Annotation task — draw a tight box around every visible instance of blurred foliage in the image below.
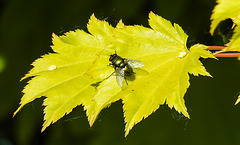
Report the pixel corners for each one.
[0,0,239,145]
[215,19,234,45]
[0,55,5,74]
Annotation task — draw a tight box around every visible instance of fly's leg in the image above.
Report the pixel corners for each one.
[104,71,115,81]
[124,78,128,85]
[107,63,113,66]
[91,71,115,88]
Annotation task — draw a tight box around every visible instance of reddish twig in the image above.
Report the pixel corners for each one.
[214,53,240,57]
[206,46,240,57]
[206,46,226,50]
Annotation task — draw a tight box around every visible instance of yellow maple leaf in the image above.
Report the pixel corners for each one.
[14,12,215,136]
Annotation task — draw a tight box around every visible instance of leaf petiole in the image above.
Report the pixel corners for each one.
[206,46,226,50]
[206,46,240,57]
[214,53,240,57]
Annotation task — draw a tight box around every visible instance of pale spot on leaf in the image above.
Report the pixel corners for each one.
[48,65,57,71]
[178,51,187,58]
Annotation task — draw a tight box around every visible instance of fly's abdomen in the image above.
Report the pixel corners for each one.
[123,64,133,76]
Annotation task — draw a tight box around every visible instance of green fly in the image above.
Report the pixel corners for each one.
[109,52,144,87]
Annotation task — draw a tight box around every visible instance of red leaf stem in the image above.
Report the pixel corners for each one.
[214,53,240,57]
[207,46,226,50]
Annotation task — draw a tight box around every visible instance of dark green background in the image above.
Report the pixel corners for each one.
[0,0,240,144]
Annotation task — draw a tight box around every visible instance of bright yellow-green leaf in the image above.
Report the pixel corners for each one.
[107,12,214,136]
[210,0,240,105]
[13,14,116,131]
[210,0,240,60]
[0,55,5,73]
[14,12,214,136]
[235,95,240,105]
[210,0,240,106]
[227,25,240,52]
[210,0,240,35]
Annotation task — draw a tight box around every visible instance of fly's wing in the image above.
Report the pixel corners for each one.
[124,59,144,68]
[115,68,125,87]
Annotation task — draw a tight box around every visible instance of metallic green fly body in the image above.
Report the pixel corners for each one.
[109,52,144,87]
[109,53,125,68]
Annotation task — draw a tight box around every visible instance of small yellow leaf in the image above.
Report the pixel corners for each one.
[209,0,240,58]
[235,95,240,105]
[210,0,240,35]
[227,25,240,52]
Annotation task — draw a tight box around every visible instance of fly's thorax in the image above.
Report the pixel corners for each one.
[112,55,125,68]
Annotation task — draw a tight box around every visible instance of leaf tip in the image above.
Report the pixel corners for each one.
[89,114,97,127]
[235,96,240,105]
[52,32,57,37]
[12,112,17,118]
[149,11,154,15]
[124,132,129,137]
[181,109,190,119]
[124,127,131,137]
[41,118,53,133]
[116,19,124,28]
[51,33,59,41]
[89,13,97,22]
[20,76,27,82]
[89,119,94,127]
[148,11,157,19]
[13,105,23,118]
[41,127,46,133]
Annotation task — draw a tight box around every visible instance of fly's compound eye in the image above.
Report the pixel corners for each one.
[109,55,114,61]
[109,54,117,61]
